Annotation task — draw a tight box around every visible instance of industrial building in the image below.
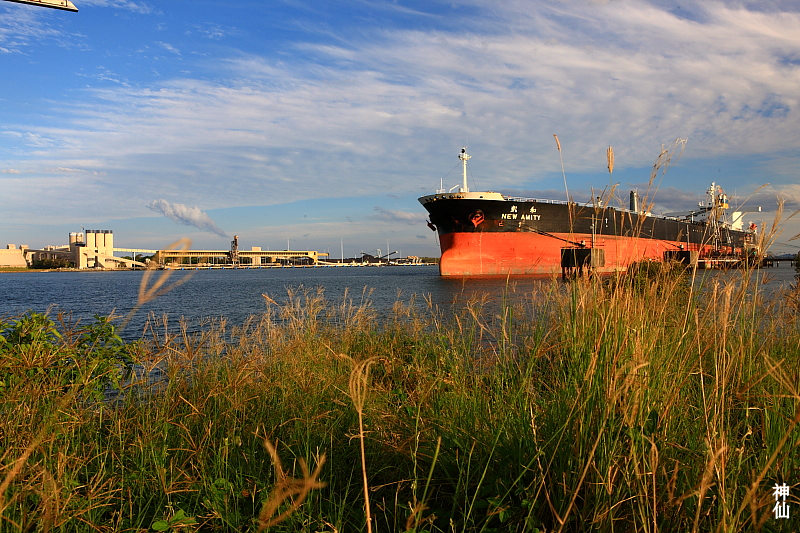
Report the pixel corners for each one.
[7,230,147,269]
[1,231,327,269]
[0,244,29,268]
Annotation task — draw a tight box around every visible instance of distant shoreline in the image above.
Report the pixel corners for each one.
[0,268,107,273]
[0,263,438,274]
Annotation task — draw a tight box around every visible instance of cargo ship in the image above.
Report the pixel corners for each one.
[420,148,759,277]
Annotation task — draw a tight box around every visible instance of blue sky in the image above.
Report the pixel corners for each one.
[2,0,800,256]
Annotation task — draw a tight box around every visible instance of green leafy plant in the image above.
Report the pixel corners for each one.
[151,508,198,531]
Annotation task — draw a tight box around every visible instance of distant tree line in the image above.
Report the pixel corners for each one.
[31,258,74,269]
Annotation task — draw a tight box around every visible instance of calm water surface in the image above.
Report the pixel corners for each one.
[0,266,542,339]
[1,264,796,340]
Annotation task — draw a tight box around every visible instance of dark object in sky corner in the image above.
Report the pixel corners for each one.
[3,0,78,12]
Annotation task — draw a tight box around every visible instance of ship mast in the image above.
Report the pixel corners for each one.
[459,148,471,193]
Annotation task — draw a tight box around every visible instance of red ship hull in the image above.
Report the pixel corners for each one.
[438,231,739,277]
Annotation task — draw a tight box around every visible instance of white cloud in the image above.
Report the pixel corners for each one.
[0,6,65,53]
[371,206,426,225]
[3,0,800,253]
[156,41,181,56]
[77,0,154,14]
[146,199,228,237]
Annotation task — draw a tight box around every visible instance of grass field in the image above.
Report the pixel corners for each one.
[1,264,798,531]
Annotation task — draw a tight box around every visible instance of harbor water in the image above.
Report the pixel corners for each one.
[1,264,797,340]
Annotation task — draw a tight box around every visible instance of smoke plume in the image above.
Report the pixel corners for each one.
[147,199,228,237]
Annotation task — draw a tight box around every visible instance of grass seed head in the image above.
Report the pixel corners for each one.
[257,438,327,531]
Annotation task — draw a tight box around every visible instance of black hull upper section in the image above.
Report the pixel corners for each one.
[422,197,751,250]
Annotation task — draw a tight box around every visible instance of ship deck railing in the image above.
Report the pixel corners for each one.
[501,195,739,226]
[503,196,574,205]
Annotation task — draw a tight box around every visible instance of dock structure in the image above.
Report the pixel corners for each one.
[153,234,328,267]
[153,247,328,267]
[12,230,328,269]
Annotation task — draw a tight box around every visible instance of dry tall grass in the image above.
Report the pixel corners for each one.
[1,269,798,531]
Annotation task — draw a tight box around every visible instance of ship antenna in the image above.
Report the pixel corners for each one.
[553,134,569,202]
[459,147,471,193]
